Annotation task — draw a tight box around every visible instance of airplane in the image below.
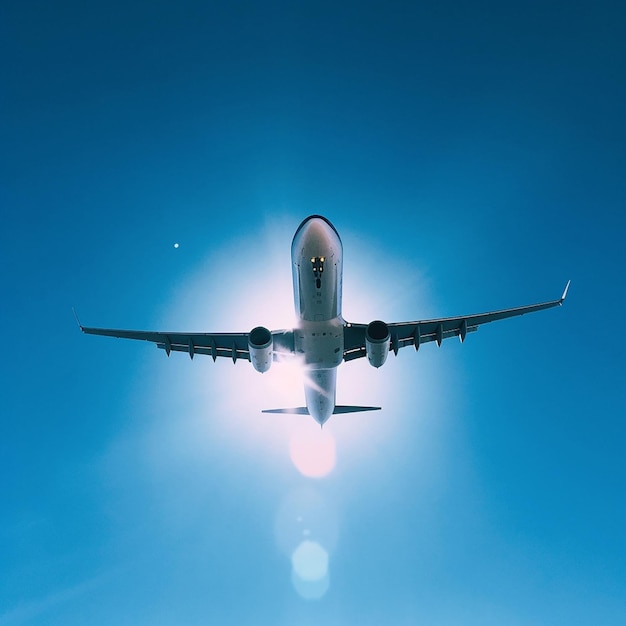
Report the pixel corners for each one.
[78,215,569,425]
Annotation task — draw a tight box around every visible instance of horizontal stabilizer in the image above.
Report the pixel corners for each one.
[262,407,310,415]
[262,405,381,415]
[333,405,381,414]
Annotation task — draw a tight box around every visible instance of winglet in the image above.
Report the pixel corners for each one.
[560,280,571,304]
[72,307,84,332]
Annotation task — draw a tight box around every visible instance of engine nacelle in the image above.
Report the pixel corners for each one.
[248,326,273,373]
[365,320,390,368]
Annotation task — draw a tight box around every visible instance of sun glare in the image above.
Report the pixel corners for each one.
[134,216,448,600]
[149,218,441,474]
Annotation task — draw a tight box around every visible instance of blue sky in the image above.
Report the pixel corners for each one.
[1,1,625,623]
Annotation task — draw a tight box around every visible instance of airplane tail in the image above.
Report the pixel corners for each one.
[262,405,381,415]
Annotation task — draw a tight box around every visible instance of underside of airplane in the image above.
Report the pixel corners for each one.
[78,215,569,425]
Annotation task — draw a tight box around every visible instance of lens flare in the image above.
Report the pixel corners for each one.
[289,424,336,478]
[291,542,330,599]
[291,540,328,581]
[275,488,337,600]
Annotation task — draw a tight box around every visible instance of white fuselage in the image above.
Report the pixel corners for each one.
[291,216,344,424]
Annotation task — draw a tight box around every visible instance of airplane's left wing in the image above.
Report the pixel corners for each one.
[343,282,570,362]
[78,321,295,362]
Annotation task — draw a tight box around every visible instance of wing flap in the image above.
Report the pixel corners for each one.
[157,342,251,361]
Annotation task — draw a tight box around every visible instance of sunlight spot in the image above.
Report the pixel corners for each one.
[289,426,336,478]
[291,540,328,581]
[173,242,179,248]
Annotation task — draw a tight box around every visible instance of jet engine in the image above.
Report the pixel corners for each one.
[365,320,390,368]
[248,326,273,373]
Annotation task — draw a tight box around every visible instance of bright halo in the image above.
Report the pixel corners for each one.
[144,215,442,482]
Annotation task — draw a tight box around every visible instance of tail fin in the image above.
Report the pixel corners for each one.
[262,405,381,415]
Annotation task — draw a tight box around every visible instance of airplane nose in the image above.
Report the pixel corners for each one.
[300,218,328,242]
[296,218,341,256]
[292,216,341,252]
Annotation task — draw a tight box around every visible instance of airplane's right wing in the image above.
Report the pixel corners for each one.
[343,281,570,362]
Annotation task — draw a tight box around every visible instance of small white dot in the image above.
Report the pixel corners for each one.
[174,243,179,249]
